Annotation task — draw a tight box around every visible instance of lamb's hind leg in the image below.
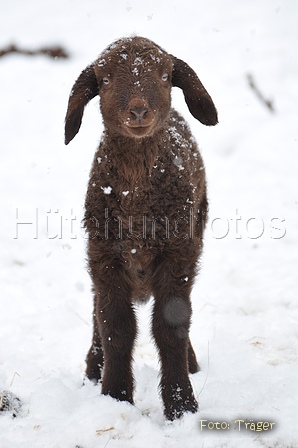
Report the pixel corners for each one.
[86,291,104,383]
[188,338,200,374]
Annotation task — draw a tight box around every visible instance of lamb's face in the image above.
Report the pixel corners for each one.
[94,38,173,138]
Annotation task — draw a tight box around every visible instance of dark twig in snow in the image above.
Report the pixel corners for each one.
[0,44,69,59]
[247,73,274,112]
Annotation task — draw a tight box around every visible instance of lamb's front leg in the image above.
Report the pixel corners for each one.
[90,259,137,404]
[151,254,199,420]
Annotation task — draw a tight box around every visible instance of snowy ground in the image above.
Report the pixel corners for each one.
[0,0,297,447]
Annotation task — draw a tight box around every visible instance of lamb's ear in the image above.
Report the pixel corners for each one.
[171,56,218,126]
[64,64,98,145]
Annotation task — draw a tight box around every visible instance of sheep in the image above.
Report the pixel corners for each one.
[64,36,218,420]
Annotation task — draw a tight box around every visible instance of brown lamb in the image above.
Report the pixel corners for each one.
[64,36,218,420]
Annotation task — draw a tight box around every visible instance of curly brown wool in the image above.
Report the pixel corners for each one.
[65,36,218,420]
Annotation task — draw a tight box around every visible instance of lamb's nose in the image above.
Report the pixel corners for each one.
[130,104,147,121]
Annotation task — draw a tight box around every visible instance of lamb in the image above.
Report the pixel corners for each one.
[64,36,218,420]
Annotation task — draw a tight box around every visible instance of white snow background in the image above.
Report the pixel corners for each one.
[0,0,297,447]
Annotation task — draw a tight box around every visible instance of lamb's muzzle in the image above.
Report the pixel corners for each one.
[125,99,153,137]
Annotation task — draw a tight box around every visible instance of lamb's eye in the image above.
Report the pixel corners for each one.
[103,77,110,85]
[162,73,169,81]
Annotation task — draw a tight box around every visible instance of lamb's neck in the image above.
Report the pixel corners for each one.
[104,131,162,189]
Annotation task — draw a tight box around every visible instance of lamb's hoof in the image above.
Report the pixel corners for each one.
[102,388,134,405]
[165,398,198,421]
[0,390,21,417]
[164,386,198,421]
[83,375,101,387]
[85,357,103,385]
[189,362,200,374]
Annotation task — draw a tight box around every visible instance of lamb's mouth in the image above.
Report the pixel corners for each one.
[124,120,154,137]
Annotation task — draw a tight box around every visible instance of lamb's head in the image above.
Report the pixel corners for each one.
[95,37,173,139]
[65,36,218,144]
